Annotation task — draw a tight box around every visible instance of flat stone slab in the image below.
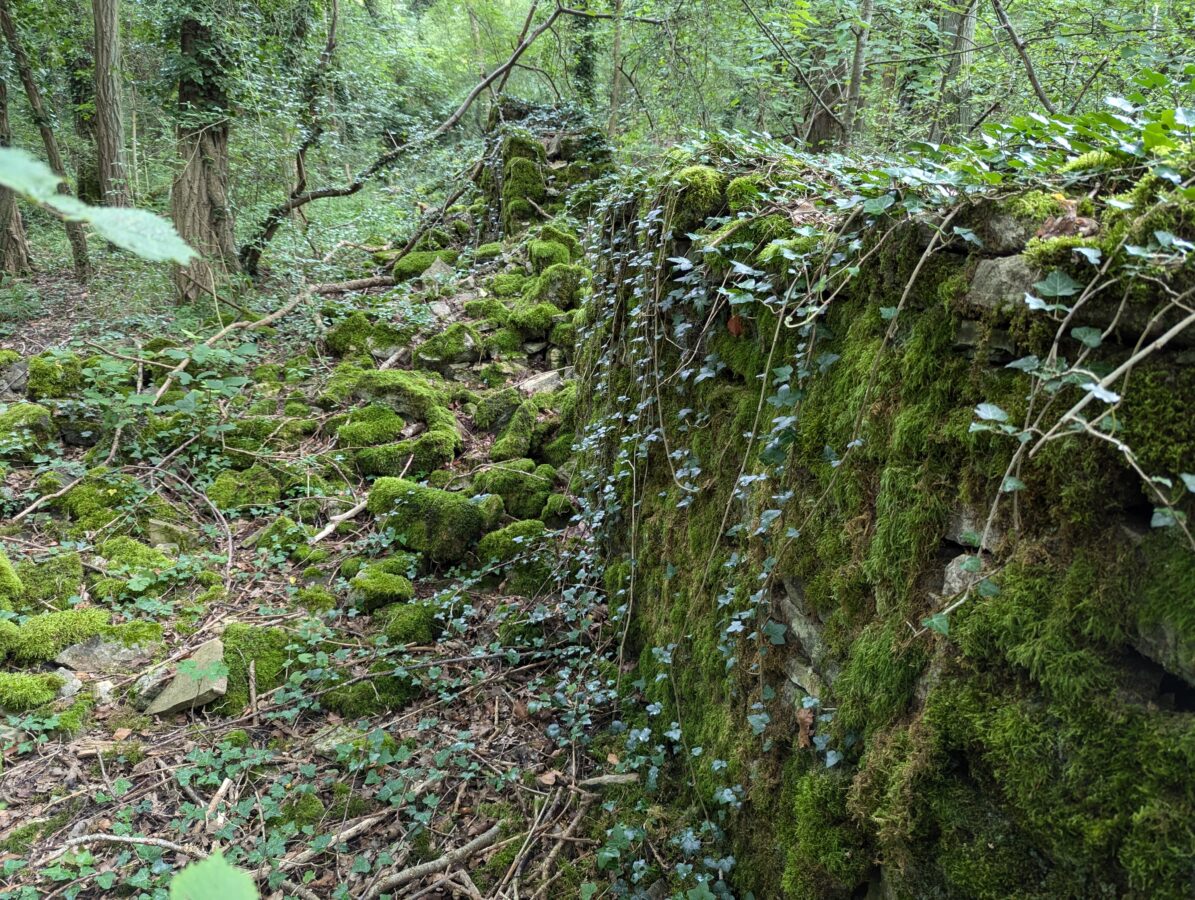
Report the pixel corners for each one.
[144,638,227,716]
[56,636,158,675]
[518,368,572,396]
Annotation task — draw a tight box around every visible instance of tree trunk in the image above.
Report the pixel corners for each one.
[0,75,30,274]
[0,0,90,279]
[569,1,597,105]
[844,0,874,144]
[93,0,128,205]
[606,0,624,136]
[172,15,238,302]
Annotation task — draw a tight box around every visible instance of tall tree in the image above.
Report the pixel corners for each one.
[0,0,90,279]
[92,0,128,205]
[171,10,238,302]
[0,71,30,273]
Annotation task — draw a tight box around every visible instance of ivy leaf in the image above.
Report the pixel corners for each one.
[1033,270,1081,297]
[1071,326,1102,348]
[1073,245,1102,265]
[1000,475,1027,493]
[1181,473,1195,492]
[747,712,770,735]
[169,853,257,900]
[1006,355,1040,371]
[862,192,895,214]
[1082,382,1121,403]
[922,612,949,635]
[0,146,62,201]
[975,403,1009,422]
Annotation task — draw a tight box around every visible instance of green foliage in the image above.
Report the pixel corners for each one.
[218,623,291,715]
[169,853,257,900]
[0,551,23,612]
[367,478,488,563]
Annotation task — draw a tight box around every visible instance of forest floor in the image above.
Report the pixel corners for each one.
[0,231,618,898]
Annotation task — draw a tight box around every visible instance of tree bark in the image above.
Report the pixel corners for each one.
[606,0,624,136]
[172,14,238,302]
[0,0,90,279]
[990,0,1056,114]
[93,0,128,205]
[844,0,875,143]
[0,74,30,273]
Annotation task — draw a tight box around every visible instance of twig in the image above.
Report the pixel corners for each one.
[308,498,368,544]
[11,475,84,524]
[40,833,203,865]
[362,824,502,899]
[990,0,1056,113]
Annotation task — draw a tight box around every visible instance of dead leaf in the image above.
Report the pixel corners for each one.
[727,314,745,337]
[112,728,132,741]
[796,707,815,749]
[606,752,620,765]
[536,770,558,786]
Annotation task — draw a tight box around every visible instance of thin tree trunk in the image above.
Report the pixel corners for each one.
[0,0,90,279]
[844,0,875,143]
[172,15,239,302]
[990,0,1056,114]
[0,74,30,274]
[606,0,624,136]
[93,0,128,205]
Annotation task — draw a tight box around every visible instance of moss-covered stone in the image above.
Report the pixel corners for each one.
[528,239,570,273]
[464,298,510,322]
[474,387,521,432]
[491,399,537,461]
[477,519,552,595]
[525,264,586,310]
[218,622,292,715]
[91,537,172,601]
[16,552,84,611]
[473,459,557,519]
[413,322,483,369]
[377,602,439,644]
[325,312,409,356]
[279,793,325,829]
[321,664,420,718]
[537,224,582,259]
[0,672,64,711]
[26,351,83,400]
[509,301,564,339]
[351,555,417,611]
[476,241,503,260]
[727,174,765,212]
[367,478,488,563]
[669,165,726,229]
[393,249,459,281]
[490,273,529,297]
[10,608,109,662]
[485,326,525,357]
[336,405,406,447]
[0,551,22,612]
[206,464,281,511]
[295,585,337,612]
[0,402,55,457]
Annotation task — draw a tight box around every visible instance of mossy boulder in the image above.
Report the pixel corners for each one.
[367,478,488,563]
[668,165,726,230]
[490,273,529,297]
[476,519,552,595]
[474,387,521,432]
[10,608,109,662]
[537,224,582,259]
[377,602,439,644]
[0,673,64,711]
[393,249,459,281]
[510,301,565,339]
[0,552,22,612]
[325,312,409,356]
[16,552,84,611]
[320,364,452,420]
[413,323,483,371]
[206,464,281,511]
[336,405,405,447]
[351,555,417,611]
[526,264,586,310]
[218,622,292,715]
[0,402,55,458]
[26,351,83,400]
[355,429,458,478]
[473,459,557,520]
[527,239,570,273]
[91,537,173,601]
[491,399,538,461]
[475,241,503,260]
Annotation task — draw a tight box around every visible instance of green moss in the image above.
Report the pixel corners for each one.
[510,300,564,338]
[527,239,570,273]
[525,263,586,310]
[1005,189,1068,222]
[336,405,406,447]
[0,673,63,711]
[539,493,573,526]
[503,157,546,231]
[321,664,420,718]
[320,364,451,421]
[279,793,325,828]
[351,556,416,611]
[393,249,459,281]
[218,623,291,715]
[491,399,538,461]
[477,519,551,594]
[833,621,925,736]
[485,326,524,357]
[1060,149,1117,173]
[296,586,337,612]
[222,728,252,748]
[414,322,482,367]
[0,349,18,368]
[26,351,83,400]
[0,551,22,611]
[92,537,173,600]
[473,459,557,519]
[0,619,21,658]
[1117,363,1195,475]
[206,464,281,511]
[254,516,307,555]
[367,478,488,563]
[0,808,71,853]
[538,224,582,258]
[325,312,409,356]
[464,298,510,322]
[727,175,765,212]
[0,402,55,457]
[11,609,109,662]
[490,273,529,297]
[781,766,871,898]
[55,695,92,737]
[378,602,439,644]
[355,429,458,478]
[669,165,726,229]
[476,241,503,260]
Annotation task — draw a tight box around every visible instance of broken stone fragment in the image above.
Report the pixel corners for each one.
[518,368,571,396]
[143,638,227,716]
[55,635,158,675]
[132,666,172,710]
[54,667,83,699]
[963,256,1036,312]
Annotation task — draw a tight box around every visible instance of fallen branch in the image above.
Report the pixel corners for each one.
[11,474,85,524]
[362,824,502,899]
[40,833,203,866]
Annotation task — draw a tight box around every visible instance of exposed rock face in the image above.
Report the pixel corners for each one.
[963,255,1036,311]
[143,638,227,716]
